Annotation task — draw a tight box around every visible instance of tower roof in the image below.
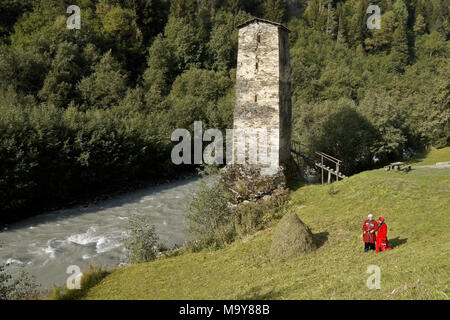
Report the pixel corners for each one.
[237,18,290,33]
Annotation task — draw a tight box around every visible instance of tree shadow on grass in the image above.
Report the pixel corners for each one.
[313,231,329,249]
[287,178,309,192]
[389,237,408,248]
[235,285,283,300]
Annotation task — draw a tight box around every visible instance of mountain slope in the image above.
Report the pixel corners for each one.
[81,150,450,300]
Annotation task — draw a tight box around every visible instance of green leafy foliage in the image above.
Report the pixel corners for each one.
[50,265,109,300]
[186,167,235,250]
[0,0,448,223]
[0,243,40,300]
[186,166,288,251]
[0,102,173,225]
[124,214,161,264]
[77,50,128,110]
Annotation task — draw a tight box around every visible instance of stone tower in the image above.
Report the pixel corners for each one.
[232,18,292,175]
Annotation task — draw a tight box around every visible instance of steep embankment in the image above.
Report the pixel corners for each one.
[82,149,450,300]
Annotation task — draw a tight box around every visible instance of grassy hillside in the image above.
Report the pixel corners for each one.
[410,147,450,166]
[80,151,449,300]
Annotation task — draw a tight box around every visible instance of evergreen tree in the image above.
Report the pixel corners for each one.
[336,9,347,44]
[38,42,84,108]
[304,0,328,32]
[227,0,242,15]
[77,51,128,110]
[0,0,32,42]
[416,0,434,32]
[391,21,409,68]
[393,0,408,28]
[169,0,197,22]
[380,0,393,11]
[208,10,251,70]
[123,0,169,45]
[419,31,447,57]
[388,0,410,69]
[263,0,287,23]
[413,14,426,36]
[365,11,396,53]
[347,0,369,48]
[143,34,175,109]
[325,3,338,38]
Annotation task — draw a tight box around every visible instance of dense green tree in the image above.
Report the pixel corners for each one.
[365,11,395,53]
[416,0,434,32]
[208,10,251,71]
[324,2,338,38]
[263,0,287,23]
[347,0,369,48]
[415,31,448,58]
[392,0,408,27]
[0,45,48,95]
[96,1,146,81]
[391,22,409,69]
[0,0,32,42]
[166,68,233,129]
[169,0,197,22]
[358,91,407,162]
[143,34,176,109]
[78,51,128,110]
[164,16,205,71]
[117,86,147,113]
[304,0,329,32]
[293,98,379,174]
[336,3,348,44]
[0,0,448,223]
[413,14,426,36]
[38,42,84,107]
[121,0,169,45]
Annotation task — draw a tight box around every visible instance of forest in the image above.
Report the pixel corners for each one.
[0,0,448,224]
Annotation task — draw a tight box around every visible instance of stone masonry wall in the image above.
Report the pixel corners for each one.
[233,20,292,174]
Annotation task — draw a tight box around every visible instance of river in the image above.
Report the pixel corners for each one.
[0,177,199,289]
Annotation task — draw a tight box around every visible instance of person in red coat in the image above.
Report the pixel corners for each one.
[363,214,378,252]
[376,217,392,253]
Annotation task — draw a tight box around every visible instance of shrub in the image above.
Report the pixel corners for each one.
[50,265,109,300]
[186,165,289,251]
[186,166,235,250]
[0,244,40,300]
[0,102,175,225]
[124,214,161,264]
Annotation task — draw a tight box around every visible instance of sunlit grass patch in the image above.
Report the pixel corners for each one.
[81,158,449,300]
[410,147,450,166]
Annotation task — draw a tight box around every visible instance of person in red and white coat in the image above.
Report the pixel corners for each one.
[376,217,392,253]
[363,214,378,252]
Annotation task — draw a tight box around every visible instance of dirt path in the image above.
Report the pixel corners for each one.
[412,164,450,169]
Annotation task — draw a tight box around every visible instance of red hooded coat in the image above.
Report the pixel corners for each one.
[363,219,378,243]
[376,217,392,253]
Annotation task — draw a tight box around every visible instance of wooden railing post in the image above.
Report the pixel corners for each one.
[290,140,346,183]
[321,155,324,185]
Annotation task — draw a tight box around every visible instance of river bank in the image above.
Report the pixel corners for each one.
[81,166,450,300]
[1,167,198,229]
[0,175,199,289]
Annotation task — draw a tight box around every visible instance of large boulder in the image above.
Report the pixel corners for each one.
[270,212,317,261]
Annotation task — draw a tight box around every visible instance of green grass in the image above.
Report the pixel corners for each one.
[49,266,110,300]
[81,167,450,300]
[409,147,450,166]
